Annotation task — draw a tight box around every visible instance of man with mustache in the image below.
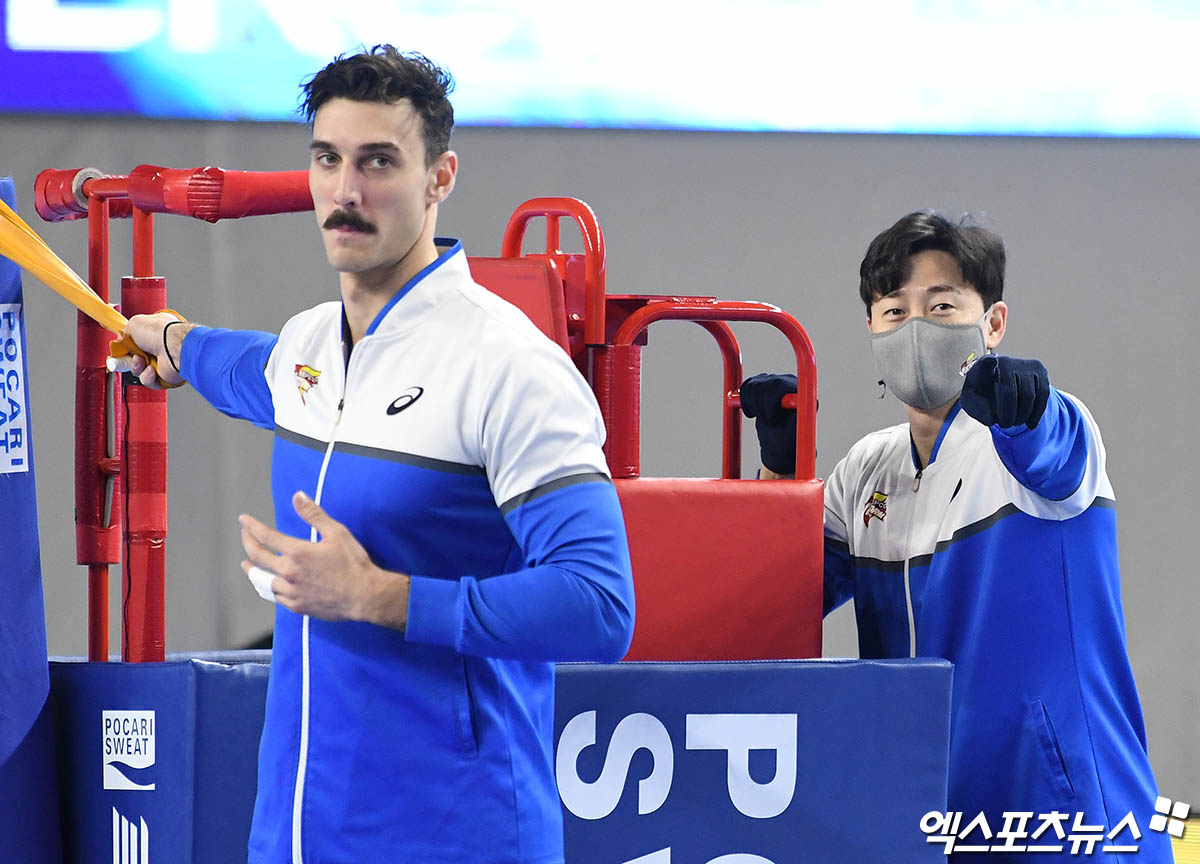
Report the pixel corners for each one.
[120,46,635,864]
[740,211,1170,861]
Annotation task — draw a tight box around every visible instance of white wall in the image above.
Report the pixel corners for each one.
[3,115,1197,797]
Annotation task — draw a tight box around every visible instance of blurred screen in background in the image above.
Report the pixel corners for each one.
[1,0,1197,137]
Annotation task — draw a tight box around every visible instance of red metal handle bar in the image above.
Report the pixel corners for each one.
[35,166,313,223]
[500,197,606,345]
[126,166,313,222]
[613,299,818,481]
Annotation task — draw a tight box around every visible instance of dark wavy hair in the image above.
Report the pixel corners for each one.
[300,45,454,164]
[859,211,1005,314]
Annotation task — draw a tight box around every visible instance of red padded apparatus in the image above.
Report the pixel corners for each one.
[616,478,824,661]
[477,198,824,662]
[467,257,571,353]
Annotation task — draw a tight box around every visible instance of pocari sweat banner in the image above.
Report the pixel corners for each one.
[0,176,62,862]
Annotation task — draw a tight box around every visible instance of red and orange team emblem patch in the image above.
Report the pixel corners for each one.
[863,490,887,526]
[295,364,321,405]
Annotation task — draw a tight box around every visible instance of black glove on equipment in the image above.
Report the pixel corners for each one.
[739,373,798,474]
[961,355,1050,429]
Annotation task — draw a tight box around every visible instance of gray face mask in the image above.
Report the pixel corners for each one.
[870,314,987,411]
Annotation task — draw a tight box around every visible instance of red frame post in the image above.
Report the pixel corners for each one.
[77,196,122,660]
[118,275,167,662]
[118,206,167,662]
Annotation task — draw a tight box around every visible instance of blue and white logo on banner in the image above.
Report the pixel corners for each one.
[0,302,29,474]
[103,711,157,791]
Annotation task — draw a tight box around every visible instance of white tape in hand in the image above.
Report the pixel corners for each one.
[247,566,278,604]
[106,356,136,373]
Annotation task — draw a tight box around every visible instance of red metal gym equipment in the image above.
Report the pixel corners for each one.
[36,166,313,661]
[36,168,823,663]
[494,199,823,660]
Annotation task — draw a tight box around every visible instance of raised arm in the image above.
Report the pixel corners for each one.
[121,312,278,429]
[960,355,1088,500]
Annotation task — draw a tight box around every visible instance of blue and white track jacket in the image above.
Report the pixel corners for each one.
[824,394,1170,861]
[181,241,635,864]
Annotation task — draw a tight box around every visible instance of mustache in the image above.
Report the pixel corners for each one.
[323,210,377,233]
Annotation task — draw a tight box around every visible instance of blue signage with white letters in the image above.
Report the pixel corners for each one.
[0,302,29,473]
[554,660,953,864]
[48,655,950,861]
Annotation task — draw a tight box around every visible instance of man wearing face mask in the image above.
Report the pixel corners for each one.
[741,211,1170,860]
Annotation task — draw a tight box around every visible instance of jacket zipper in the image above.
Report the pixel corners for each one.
[291,394,345,864]
[902,468,923,657]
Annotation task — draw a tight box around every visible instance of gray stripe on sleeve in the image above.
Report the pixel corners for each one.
[499,472,612,516]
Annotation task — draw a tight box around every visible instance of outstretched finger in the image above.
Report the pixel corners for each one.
[239,512,303,557]
[239,526,287,575]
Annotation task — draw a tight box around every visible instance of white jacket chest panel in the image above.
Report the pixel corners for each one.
[829,401,1113,563]
[268,305,509,470]
[337,332,488,468]
[263,254,609,508]
[830,429,1001,563]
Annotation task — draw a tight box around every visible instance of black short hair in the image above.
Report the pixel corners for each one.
[859,211,1005,314]
[300,45,454,165]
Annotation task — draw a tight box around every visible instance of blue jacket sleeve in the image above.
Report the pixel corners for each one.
[180,325,278,430]
[990,388,1089,501]
[824,536,853,616]
[405,478,635,662]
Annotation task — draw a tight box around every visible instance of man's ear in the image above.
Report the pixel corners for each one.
[984,301,1008,349]
[427,150,457,205]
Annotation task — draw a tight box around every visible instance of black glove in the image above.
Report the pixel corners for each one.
[740,373,798,474]
[961,355,1050,429]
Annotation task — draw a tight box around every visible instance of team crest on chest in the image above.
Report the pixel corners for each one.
[864,490,888,526]
[295,364,321,405]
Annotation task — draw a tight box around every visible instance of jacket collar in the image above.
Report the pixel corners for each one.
[911,400,988,470]
[354,238,466,339]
